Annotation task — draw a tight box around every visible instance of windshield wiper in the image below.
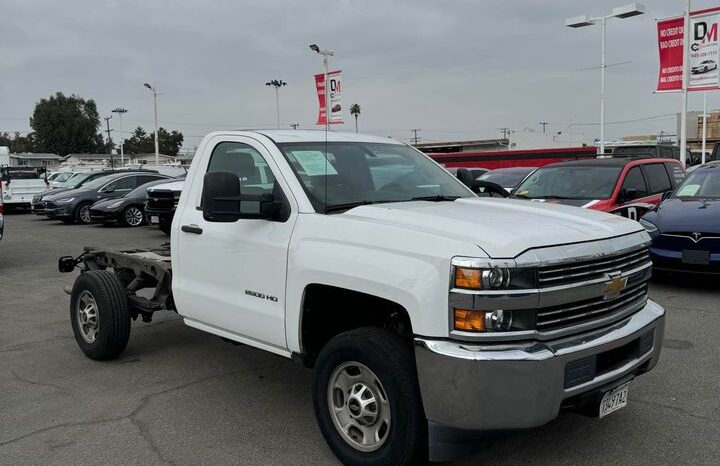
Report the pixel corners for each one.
[324,200,382,213]
[410,195,460,202]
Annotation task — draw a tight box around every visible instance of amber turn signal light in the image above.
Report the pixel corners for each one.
[454,267,482,289]
[454,309,486,332]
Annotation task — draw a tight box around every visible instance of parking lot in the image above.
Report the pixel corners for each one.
[0,212,718,466]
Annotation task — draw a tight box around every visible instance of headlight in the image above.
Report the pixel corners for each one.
[639,218,658,233]
[454,309,513,332]
[55,197,75,203]
[454,267,510,289]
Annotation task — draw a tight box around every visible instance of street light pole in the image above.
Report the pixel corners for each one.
[565,4,645,155]
[265,79,287,129]
[310,44,334,132]
[111,108,128,167]
[144,83,160,166]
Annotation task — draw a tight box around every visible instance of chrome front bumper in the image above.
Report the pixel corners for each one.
[414,299,665,432]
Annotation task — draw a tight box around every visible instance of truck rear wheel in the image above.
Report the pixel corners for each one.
[70,270,131,360]
[313,328,427,466]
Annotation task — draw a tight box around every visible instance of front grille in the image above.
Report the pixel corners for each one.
[538,247,650,288]
[655,232,720,251]
[537,281,648,331]
[147,190,176,212]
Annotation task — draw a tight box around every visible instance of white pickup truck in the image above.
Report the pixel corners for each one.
[60,130,665,465]
[0,166,50,208]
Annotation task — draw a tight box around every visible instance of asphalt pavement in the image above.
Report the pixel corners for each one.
[0,212,718,465]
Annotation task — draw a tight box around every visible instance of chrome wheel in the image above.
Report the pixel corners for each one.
[78,204,91,224]
[327,362,391,452]
[125,207,144,226]
[76,290,99,344]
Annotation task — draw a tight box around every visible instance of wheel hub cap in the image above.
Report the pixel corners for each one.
[76,290,99,343]
[327,362,391,452]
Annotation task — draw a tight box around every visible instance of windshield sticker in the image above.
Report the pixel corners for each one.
[292,151,338,176]
[677,184,700,196]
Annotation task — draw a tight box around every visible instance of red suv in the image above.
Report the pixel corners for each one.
[512,158,686,220]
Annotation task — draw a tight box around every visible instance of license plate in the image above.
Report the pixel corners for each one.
[150,216,159,224]
[599,382,630,418]
[682,250,710,265]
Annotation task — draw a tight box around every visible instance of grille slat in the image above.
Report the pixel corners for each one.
[538,248,650,287]
[537,287,647,329]
[535,246,651,332]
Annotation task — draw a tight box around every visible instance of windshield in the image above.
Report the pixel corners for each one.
[479,168,534,188]
[65,173,92,188]
[53,173,73,183]
[277,142,472,212]
[80,174,119,190]
[513,165,622,200]
[673,166,720,199]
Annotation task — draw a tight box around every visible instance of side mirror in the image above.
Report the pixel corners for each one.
[455,168,474,188]
[471,180,509,198]
[661,190,673,201]
[619,188,638,203]
[201,171,281,222]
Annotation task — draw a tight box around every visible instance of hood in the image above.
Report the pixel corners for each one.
[45,188,87,201]
[644,198,720,233]
[341,197,643,258]
[148,180,184,193]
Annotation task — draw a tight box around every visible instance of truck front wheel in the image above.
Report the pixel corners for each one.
[70,270,131,360]
[313,328,427,466]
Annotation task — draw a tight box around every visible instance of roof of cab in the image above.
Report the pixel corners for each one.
[547,157,680,168]
[205,130,405,145]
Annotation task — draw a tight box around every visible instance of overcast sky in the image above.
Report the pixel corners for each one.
[1,0,718,150]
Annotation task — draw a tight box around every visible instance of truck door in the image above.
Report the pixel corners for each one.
[173,137,296,352]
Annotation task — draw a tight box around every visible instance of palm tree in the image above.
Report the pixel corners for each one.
[350,103,361,133]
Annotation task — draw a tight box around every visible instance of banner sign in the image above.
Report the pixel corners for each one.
[657,8,720,92]
[689,12,720,90]
[315,70,343,125]
[657,17,684,91]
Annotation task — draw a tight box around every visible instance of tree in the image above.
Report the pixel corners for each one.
[350,103,361,133]
[0,132,38,153]
[30,92,104,156]
[122,127,184,157]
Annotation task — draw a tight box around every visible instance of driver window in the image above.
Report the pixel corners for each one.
[205,141,279,215]
[620,167,648,200]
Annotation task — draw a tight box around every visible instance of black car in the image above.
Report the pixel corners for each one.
[43,172,169,224]
[89,177,173,226]
[31,169,157,214]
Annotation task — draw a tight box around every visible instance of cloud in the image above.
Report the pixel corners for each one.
[0,0,715,147]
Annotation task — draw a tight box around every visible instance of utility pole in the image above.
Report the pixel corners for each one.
[539,121,548,133]
[498,127,511,139]
[290,123,300,130]
[411,128,421,145]
[112,108,128,167]
[104,116,114,167]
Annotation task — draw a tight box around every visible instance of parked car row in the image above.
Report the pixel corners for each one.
[31,169,181,230]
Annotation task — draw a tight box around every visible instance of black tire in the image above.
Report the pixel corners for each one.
[313,328,427,466]
[120,205,145,227]
[69,270,131,360]
[74,202,93,224]
[158,217,171,235]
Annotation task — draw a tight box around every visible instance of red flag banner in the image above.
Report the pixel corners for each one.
[657,17,684,92]
[315,70,343,125]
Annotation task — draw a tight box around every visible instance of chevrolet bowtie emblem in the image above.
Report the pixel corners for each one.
[602,273,627,300]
